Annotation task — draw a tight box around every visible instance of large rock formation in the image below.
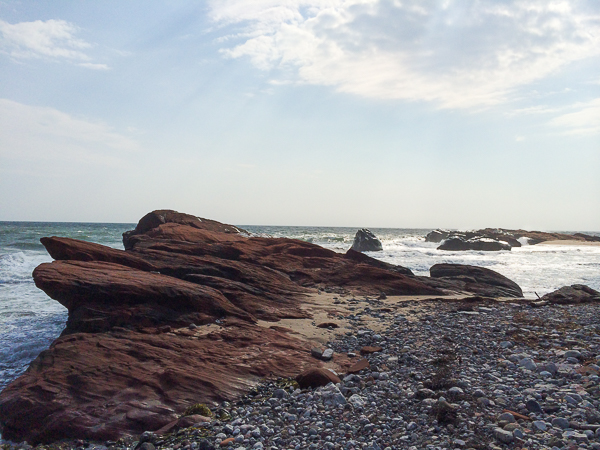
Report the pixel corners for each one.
[540,285,600,304]
[0,210,524,444]
[351,229,383,252]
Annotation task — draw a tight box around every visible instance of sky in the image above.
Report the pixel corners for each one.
[0,0,599,230]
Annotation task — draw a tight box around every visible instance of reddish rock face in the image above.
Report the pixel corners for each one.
[33,260,254,334]
[346,359,370,374]
[0,210,524,444]
[0,324,314,444]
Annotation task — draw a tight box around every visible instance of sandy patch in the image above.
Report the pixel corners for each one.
[255,291,514,347]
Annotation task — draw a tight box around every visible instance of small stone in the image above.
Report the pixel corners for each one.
[311,348,323,359]
[526,399,543,413]
[448,386,464,396]
[321,348,334,361]
[552,417,571,429]
[348,394,366,407]
[565,350,582,359]
[494,427,514,444]
[532,420,547,431]
[272,389,288,399]
[519,358,537,371]
[498,412,516,423]
[138,444,155,450]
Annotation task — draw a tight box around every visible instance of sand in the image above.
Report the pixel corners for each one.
[256,291,524,348]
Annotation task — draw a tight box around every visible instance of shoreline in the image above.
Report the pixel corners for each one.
[538,240,600,247]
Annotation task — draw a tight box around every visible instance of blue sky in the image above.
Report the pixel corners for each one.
[0,0,599,230]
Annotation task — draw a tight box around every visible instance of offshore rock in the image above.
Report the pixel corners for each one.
[425,229,452,243]
[438,237,511,252]
[351,229,383,252]
[427,227,598,247]
[540,285,600,304]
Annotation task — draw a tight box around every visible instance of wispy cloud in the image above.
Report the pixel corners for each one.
[549,98,600,136]
[0,18,107,68]
[208,0,600,109]
[0,99,140,166]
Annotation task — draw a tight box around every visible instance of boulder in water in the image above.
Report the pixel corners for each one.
[425,229,452,243]
[351,229,383,252]
[438,237,511,252]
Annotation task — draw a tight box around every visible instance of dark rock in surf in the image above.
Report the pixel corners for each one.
[438,237,511,252]
[425,229,452,243]
[351,229,383,252]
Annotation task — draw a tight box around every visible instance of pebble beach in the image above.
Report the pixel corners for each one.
[6,294,599,450]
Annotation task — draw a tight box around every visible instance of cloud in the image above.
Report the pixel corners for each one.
[549,98,600,135]
[0,99,140,166]
[208,0,600,109]
[0,18,106,68]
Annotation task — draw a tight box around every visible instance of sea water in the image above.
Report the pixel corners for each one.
[1,222,599,391]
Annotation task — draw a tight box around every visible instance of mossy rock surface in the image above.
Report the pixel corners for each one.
[182,403,213,417]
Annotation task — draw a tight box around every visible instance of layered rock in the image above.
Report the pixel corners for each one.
[0,210,525,443]
[540,285,600,304]
[0,324,315,444]
[351,229,383,252]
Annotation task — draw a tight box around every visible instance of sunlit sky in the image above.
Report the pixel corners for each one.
[1,1,599,230]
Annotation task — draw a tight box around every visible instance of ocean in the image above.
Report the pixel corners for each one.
[1,222,599,392]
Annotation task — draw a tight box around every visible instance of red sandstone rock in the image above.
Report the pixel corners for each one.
[123,210,246,250]
[33,260,254,334]
[40,236,156,271]
[296,368,341,389]
[0,210,525,444]
[0,324,315,443]
[346,359,370,374]
[360,346,383,355]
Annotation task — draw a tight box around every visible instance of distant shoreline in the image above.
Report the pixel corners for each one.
[538,240,600,247]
